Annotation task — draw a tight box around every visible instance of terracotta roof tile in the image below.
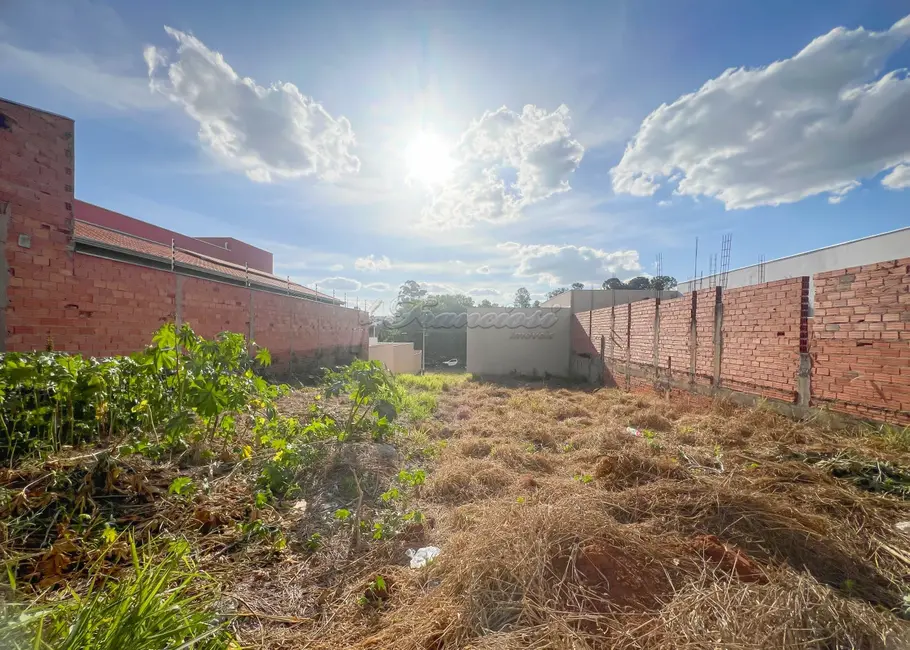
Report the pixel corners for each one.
[74,220,337,303]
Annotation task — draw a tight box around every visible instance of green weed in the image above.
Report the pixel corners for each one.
[0,537,231,650]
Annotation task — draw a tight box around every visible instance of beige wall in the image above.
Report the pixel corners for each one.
[466,307,570,377]
[542,289,680,312]
[370,341,422,374]
[392,343,422,374]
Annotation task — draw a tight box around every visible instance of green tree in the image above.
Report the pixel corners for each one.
[650,275,678,290]
[397,280,426,303]
[514,287,532,308]
[546,287,568,300]
[625,276,652,290]
[571,282,585,290]
[602,277,625,289]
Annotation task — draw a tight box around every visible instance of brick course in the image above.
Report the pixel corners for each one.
[657,294,689,376]
[811,258,910,423]
[721,278,803,401]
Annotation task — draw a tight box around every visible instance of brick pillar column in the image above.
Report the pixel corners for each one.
[0,100,76,352]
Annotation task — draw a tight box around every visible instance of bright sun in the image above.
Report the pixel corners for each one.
[405,131,455,186]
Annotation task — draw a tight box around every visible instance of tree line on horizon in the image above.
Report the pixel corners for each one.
[379,276,678,365]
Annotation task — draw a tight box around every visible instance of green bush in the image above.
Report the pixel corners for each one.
[0,323,282,462]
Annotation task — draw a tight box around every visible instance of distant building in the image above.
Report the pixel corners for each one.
[75,201,274,273]
[678,226,910,294]
[73,201,339,304]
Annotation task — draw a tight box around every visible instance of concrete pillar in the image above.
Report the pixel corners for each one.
[712,287,724,391]
[625,304,632,390]
[609,304,615,361]
[248,288,255,357]
[599,334,605,385]
[652,297,661,386]
[797,276,811,406]
[797,353,811,407]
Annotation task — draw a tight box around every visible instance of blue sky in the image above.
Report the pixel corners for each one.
[2,0,909,310]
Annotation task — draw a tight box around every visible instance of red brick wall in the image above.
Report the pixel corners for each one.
[657,295,690,373]
[629,299,656,367]
[55,257,176,355]
[812,259,910,424]
[1,99,76,353]
[570,267,907,423]
[1,98,367,364]
[721,278,804,401]
[181,277,251,341]
[613,303,630,362]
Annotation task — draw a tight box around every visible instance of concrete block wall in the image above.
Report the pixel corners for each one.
[1,98,367,366]
[811,259,910,423]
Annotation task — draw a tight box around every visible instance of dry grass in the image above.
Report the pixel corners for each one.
[7,377,910,649]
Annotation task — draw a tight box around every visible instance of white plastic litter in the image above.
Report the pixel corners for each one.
[896,521,910,534]
[407,546,441,569]
[626,426,643,437]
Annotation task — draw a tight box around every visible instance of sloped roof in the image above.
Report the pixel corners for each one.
[74,220,340,304]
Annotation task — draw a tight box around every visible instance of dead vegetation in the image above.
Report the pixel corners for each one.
[4,373,910,649]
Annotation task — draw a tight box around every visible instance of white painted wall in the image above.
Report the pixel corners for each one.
[678,227,910,293]
[542,289,679,312]
[466,307,570,377]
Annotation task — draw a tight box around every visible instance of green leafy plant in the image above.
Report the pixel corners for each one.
[323,360,399,442]
[573,473,594,484]
[237,519,287,551]
[168,476,196,499]
[0,323,283,464]
[0,537,231,650]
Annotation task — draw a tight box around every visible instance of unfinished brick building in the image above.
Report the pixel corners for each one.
[0,97,367,371]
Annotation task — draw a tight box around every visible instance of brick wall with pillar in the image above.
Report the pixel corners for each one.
[0,99,75,352]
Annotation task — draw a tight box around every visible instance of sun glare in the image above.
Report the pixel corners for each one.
[405,131,455,186]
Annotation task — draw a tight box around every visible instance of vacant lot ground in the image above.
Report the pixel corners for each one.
[5,372,910,649]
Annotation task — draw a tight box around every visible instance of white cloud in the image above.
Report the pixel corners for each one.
[612,14,910,209]
[500,242,642,285]
[882,164,910,189]
[420,282,459,295]
[146,27,359,183]
[315,277,361,292]
[422,105,584,227]
[468,287,501,297]
[476,265,491,274]
[328,263,344,271]
[354,254,392,272]
[363,282,391,292]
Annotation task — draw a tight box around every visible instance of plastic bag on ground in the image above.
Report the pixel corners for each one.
[407,546,440,569]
